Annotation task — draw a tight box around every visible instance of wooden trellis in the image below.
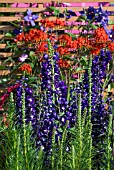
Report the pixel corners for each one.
[0,0,114,95]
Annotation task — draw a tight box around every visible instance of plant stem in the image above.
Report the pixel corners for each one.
[72,145,75,169]
[67,69,71,103]
[52,127,56,170]
[77,92,82,169]
[107,114,112,170]
[88,54,92,170]
[48,40,55,104]
[22,89,29,170]
[60,120,68,170]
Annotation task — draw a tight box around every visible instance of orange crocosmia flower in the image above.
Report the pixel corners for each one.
[108,42,114,52]
[94,27,109,44]
[58,59,70,68]
[19,63,32,74]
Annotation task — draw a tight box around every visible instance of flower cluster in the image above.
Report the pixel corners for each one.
[80,5,109,27]
[16,80,37,130]
[19,63,32,74]
[40,19,66,29]
[58,59,70,68]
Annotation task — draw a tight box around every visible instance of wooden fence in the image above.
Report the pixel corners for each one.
[0,0,114,95]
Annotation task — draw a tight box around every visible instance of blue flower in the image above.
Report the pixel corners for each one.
[24,9,38,26]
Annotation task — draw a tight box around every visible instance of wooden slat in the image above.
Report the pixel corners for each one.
[0,52,12,58]
[0,35,13,39]
[0,44,6,49]
[0,6,114,12]
[0,25,15,31]
[0,15,114,22]
[0,0,113,3]
[0,70,10,75]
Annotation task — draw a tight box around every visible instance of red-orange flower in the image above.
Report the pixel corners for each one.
[76,37,88,49]
[108,42,114,52]
[19,63,32,74]
[15,33,25,42]
[24,29,48,43]
[36,42,48,53]
[58,34,72,43]
[94,27,109,44]
[90,48,101,55]
[57,46,69,55]
[58,59,70,68]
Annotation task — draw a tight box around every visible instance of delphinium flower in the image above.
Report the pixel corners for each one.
[15,79,38,133]
[80,5,109,28]
[37,49,76,151]
[80,6,96,20]
[16,84,23,124]
[95,5,109,27]
[81,50,112,167]
[24,84,38,132]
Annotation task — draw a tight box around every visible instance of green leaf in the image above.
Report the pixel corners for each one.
[75,67,83,72]
[67,127,76,135]
[76,15,87,22]
[63,56,74,61]
[29,51,35,57]
[90,24,98,30]
[29,63,34,69]
[48,6,60,16]
[81,56,87,61]
[49,6,57,11]
[54,10,60,16]
[58,128,63,133]
[66,33,76,39]
[5,33,12,37]
[0,66,7,70]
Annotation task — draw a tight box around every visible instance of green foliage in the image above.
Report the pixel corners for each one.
[0,93,44,170]
[49,6,60,17]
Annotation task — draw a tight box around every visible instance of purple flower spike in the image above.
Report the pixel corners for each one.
[19,54,28,62]
[24,9,38,26]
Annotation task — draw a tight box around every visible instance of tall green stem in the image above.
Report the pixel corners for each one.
[67,69,71,103]
[48,40,55,104]
[77,93,82,169]
[107,114,112,170]
[60,120,68,170]
[22,89,29,170]
[88,55,92,170]
[51,127,56,170]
